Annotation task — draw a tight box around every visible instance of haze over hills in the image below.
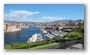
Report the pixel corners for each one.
[4,19,84,23]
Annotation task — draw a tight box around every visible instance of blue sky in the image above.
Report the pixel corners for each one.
[4,4,84,22]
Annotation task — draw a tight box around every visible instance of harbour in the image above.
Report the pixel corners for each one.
[4,25,68,44]
[4,26,46,44]
[4,4,84,49]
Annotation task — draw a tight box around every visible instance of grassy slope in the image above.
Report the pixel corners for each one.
[30,43,59,49]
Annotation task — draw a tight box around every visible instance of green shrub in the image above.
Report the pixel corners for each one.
[63,32,83,40]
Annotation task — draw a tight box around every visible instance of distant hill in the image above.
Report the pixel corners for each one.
[53,20,69,22]
[4,20,17,22]
[47,20,73,23]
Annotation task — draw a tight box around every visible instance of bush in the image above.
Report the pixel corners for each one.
[72,24,84,33]
[63,32,83,40]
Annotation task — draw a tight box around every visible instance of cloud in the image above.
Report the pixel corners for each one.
[4,10,40,21]
[39,16,67,22]
[33,11,40,14]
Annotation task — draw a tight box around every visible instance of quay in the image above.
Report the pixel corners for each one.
[40,29,47,33]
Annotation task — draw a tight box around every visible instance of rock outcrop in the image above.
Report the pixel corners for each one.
[27,34,38,43]
[27,33,43,43]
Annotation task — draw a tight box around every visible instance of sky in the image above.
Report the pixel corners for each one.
[4,4,84,22]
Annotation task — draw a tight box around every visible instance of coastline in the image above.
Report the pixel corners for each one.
[4,28,21,33]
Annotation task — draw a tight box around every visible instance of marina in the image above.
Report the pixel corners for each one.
[4,25,68,44]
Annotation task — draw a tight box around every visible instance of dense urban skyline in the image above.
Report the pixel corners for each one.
[4,4,84,22]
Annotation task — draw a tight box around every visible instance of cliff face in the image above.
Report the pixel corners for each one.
[4,23,21,32]
[4,25,21,32]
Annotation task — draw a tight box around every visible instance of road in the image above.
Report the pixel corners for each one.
[45,38,84,49]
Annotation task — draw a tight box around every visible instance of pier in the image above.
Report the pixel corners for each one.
[40,29,47,33]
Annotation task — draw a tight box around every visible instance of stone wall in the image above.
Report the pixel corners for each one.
[4,23,21,32]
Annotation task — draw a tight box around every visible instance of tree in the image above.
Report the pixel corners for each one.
[63,32,82,40]
[56,27,59,30]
